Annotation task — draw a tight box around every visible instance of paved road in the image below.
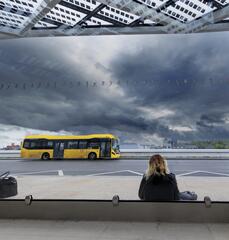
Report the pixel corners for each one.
[1,158,229,177]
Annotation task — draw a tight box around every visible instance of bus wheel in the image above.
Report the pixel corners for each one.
[41,153,50,160]
[88,152,97,160]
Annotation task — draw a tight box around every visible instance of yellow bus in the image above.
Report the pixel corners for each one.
[21,134,120,160]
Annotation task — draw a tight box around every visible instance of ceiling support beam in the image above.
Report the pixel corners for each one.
[74,3,106,27]
[95,0,184,33]
[59,1,126,27]
[156,0,178,13]
[181,3,229,33]
[19,0,63,35]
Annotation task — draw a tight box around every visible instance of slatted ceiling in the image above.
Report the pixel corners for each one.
[98,5,138,24]
[215,0,228,5]
[44,3,87,26]
[0,9,27,28]
[165,0,215,22]
[86,16,111,25]
[35,20,57,28]
[0,0,228,37]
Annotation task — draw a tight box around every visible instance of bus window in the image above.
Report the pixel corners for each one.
[67,141,79,149]
[30,140,37,149]
[88,140,100,149]
[46,141,54,149]
[112,139,120,153]
[23,140,30,149]
[78,140,88,149]
[24,139,53,150]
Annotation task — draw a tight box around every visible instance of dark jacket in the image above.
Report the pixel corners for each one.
[138,173,180,201]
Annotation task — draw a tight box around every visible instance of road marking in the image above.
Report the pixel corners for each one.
[126,170,143,176]
[177,171,201,177]
[87,170,128,176]
[87,169,143,176]
[0,159,23,162]
[177,170,229,177]
[198,170,229,177]
[13,170,60,176]
[58,170,64,176]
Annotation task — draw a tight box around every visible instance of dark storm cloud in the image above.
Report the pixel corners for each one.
[110,33,229,140]
[0,33,229,143]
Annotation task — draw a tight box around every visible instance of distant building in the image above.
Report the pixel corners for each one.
[3,143,21,150]
[177,140,198,149]
[163,138,177,148]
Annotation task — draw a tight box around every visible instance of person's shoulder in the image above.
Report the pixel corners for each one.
[167,173,177,180]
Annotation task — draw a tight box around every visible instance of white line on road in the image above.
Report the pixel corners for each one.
[198,170,229,177]
[0,159,23,162]
[58,170,64,176]
[87,169,143,176]
[126,170,143,176]
[177,171,201,177]
[177,170,229,177]
[13,170,60,176]
[87,170,128,176]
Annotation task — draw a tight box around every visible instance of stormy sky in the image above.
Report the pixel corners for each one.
[0,32,229,147]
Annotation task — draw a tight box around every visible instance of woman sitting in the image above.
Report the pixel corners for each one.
[138,154,197,201]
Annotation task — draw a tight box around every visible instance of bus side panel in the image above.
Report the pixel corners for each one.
[64,149,82,159]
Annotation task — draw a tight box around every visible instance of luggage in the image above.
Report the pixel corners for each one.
[0,172,17,198]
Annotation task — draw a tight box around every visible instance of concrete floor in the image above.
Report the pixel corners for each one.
[10,175,229,201]
[0,219,229,240]
[3,176,229,239]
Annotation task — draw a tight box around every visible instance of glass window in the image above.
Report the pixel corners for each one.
[78,140,88,149]
[30,140,39,149]
[67,141,79,149]
[88,139,100,149]
[23,140,30,149]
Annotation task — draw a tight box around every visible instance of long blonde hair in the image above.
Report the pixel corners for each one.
[145,154,169,179]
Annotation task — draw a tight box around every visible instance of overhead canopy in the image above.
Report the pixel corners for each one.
[0,0,228,39]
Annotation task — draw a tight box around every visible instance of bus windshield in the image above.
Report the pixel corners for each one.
[112,139,120,153]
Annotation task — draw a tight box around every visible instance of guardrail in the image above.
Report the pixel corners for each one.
[1,149,229,159]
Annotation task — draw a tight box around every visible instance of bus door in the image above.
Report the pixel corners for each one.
[53,141,65,159]
[100,139,111,158]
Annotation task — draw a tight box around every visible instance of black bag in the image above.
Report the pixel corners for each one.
[0,172,17,198]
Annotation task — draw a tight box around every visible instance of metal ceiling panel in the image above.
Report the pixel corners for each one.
[0,0,228,38]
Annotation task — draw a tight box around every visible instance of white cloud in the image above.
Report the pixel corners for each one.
[0,124,73,148]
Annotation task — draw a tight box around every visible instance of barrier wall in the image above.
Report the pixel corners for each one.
[0,199,229,222]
